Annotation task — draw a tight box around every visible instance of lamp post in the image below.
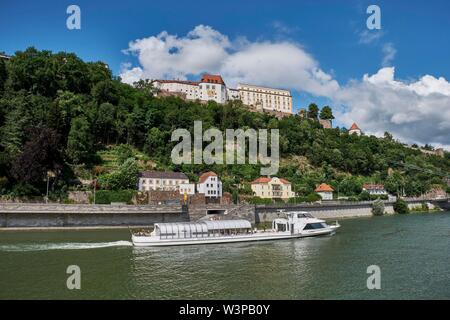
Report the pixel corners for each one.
[46,173,49,204]
[46,170,55,204]
[93,179,97,205]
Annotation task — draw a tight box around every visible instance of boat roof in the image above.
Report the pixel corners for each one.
[154,219,252,234]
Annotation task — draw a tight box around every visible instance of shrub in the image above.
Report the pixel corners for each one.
[91,190,136,204]
[247,197,273,205]
[393,198,409,214]
[359,191,371,201]
[370,194,388,200]
[371,198,385,216]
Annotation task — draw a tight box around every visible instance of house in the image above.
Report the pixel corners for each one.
[196,171,222,198]
[251,177,295,200]
[315,183,334,200]
[362,184,387,196]
[138,171,194,195]
[179,183,195,195]
[348,123,362,135]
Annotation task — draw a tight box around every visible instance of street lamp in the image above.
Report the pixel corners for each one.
[46,170,55,203]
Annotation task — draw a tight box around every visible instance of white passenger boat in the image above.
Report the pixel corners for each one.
[131,211,340,247]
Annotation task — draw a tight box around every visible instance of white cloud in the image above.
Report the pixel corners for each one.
[333,67,450,149]
[358,29,383,44]
[120,25,339,97]
[381,43,396,67]
[120,25,450,149]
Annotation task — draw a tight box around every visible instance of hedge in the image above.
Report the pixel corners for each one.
[91,190,136,204]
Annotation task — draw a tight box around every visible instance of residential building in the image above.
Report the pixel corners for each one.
[251,177,295,200]
[138,171,189,192]
[362,184,387,196]
[179,183,195,195]
[348,123,362,135]
[197,171,222,198]
[152,74,293,115]
[237,84,292,114]
[315,183,334,200]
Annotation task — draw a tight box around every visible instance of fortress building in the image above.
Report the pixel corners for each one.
[152,74,293,115]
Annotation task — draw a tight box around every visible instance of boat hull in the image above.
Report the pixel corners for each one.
[132,228,336,247]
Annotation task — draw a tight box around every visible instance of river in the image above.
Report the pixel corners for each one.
[0,212,449,299]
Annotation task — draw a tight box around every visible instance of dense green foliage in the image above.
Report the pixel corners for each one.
[371,198,385,216]
[0,47,448,200]
[393,198,410,214]
[92,190,136,204]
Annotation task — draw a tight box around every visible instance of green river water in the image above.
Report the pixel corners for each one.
[0,212,449,299]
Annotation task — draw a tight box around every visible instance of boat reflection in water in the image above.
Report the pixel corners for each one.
[131,212,340,247]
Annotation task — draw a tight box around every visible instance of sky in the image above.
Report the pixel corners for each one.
[1,0,450,149]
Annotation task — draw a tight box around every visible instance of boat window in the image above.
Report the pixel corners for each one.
[303,223,325,230]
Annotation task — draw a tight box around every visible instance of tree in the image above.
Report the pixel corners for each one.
[0,58,7,92]
[393,198,409,214]
[319,106,334,120]
[66,117,94,164]
[372,198,385,216]
[10,127,63,187]
[115,144,134,165]
[307,103,319,119]
[359,190,371,201]
[98,158,139,190]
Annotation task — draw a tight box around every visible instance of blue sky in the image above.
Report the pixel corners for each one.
[1,0,450,147]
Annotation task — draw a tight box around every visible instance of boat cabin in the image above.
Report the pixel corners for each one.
[272,211,327,234]
[152,220,252,239]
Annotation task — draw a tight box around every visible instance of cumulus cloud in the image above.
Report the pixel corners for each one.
[120,25,339,97]
[120,25,450,149]
[333,67,450,148]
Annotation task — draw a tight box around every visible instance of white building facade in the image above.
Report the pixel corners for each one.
[362,184,387,196]
[138,171,190,193]
[152,74,293,114]
[196,171,222,198]
[237,84,292,114]
[251,177,295,200]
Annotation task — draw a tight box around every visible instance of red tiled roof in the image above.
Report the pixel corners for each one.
[349,123,360,130]
[198,171,218,183]
[363,184,385,190]
[200,74,225,85]
[251,177,291,185]
[315,183,334,192]
[251,177,272,184]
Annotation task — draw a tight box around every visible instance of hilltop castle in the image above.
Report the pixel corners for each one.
[152,74,293,117]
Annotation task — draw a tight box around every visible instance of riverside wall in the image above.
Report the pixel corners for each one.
[0,199,447,228]
[0,203,188,228]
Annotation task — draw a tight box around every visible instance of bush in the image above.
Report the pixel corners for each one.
[247,197,273,205]
[359,191,371,201]
[371,198,385,216]
[393,198,409,214]
[370,194,388,200]
[288,193,321,203]
[91,190,136,204]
